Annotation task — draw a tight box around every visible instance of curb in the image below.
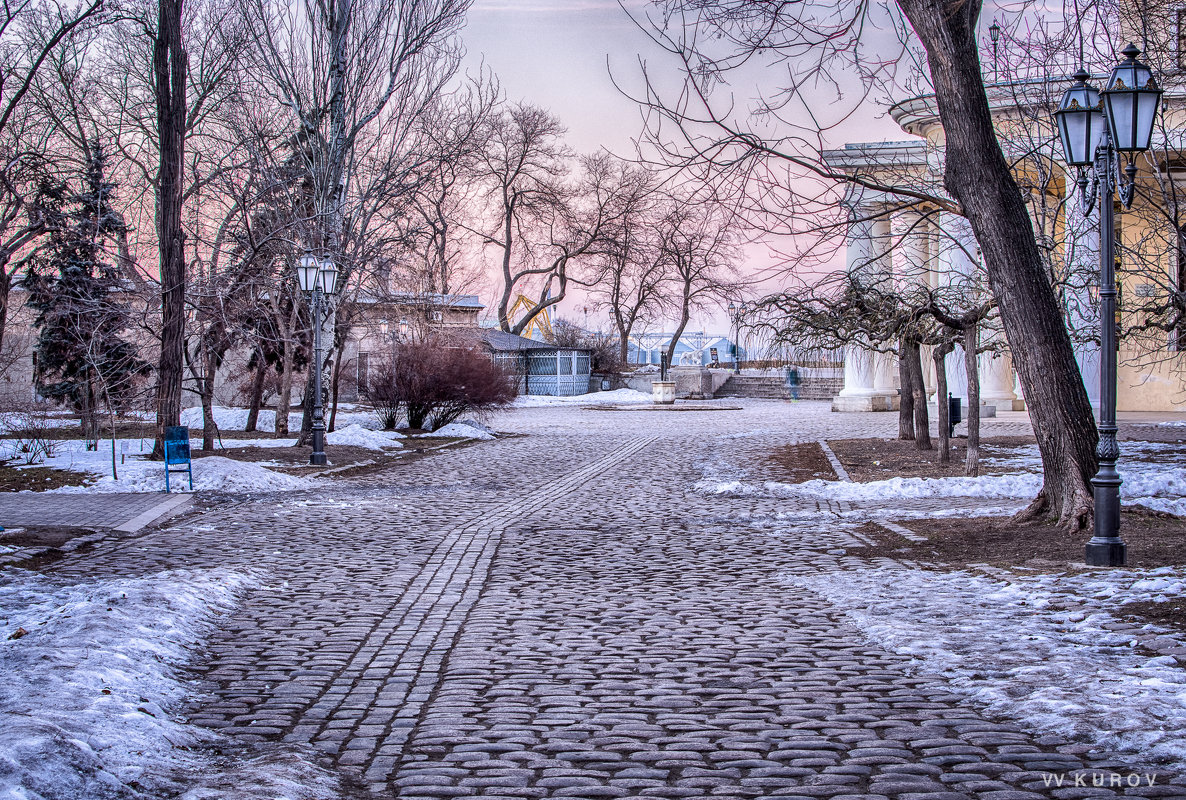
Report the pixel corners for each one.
[113,494,193,533]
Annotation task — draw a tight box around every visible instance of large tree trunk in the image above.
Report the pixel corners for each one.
[0,269,10,360]
[200,347,217,451]
[934,344,951,464]
[244,353,267,433]
[896,0,1097,529]
[964,325,981,477]
[907,340,931,450]
[152,0,187,459]
[276,345,294,436]
[897,341,914,441]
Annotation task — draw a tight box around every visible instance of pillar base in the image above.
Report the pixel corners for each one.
[1085,540,1126,567]
[831,393,899,412]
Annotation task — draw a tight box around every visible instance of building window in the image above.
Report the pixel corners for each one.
[357,352,369,394]
[1180,9,1186,70]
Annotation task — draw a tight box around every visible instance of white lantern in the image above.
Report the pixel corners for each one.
[1102,43,1162,154]
[296,252,320,293]
[1054,68,1104,167]
[318,257,339,295]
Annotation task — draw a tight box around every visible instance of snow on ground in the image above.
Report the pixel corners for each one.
[0,413,79,434]
[0,438,321,494]
[512,389,652,407]
[425,421,496,440]
[180,405,383,433]
[324,424,404,450]
[786,565,1186,767]
[0,568,346,799]
[700,440,1186,516]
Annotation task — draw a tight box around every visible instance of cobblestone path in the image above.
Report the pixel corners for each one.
[46,403,1181,798]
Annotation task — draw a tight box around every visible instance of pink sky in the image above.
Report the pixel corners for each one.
[459,0,916,335]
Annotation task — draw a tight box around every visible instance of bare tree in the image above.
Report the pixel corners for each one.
[627,0,1099,529]
[654,192,741,368]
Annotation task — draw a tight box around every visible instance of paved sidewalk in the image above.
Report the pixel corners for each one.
[35,402,1183,798]
[0,491,190,531]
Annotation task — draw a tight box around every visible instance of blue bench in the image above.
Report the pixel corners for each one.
[164,425,193,492]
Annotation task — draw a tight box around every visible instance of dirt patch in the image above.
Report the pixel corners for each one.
[853,508,1186,570]
[827,436,1037,482]
[1118,599,1186,634]
[0,465,93,492]
[1,525,100,548]
[764,442,837,483]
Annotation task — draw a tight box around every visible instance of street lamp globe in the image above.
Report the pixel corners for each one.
[727,301,736,317]
[297,252,320,293]
[1102,43,1162,153]
[1054,68,1104,167]
[318,257,340,296]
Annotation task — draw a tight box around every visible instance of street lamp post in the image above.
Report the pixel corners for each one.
[1054,44,1161,567]
[296,253,340,466]
[728,301,740,374]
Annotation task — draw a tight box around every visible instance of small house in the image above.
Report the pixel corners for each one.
[479,329,592,397]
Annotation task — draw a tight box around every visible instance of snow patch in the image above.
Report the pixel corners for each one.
[786,566,1186,766]
[324,424,404,450]
[426,422,496,440]
[513,389,651,407]
[0,568,348,799]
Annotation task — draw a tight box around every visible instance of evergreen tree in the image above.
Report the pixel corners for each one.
[23,143,149,441]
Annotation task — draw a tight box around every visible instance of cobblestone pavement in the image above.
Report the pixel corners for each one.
[0,492,188,531]
[41,401,1186,798]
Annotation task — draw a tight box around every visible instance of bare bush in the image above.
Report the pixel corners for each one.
[1,401,62,466]
[364,337,515,431]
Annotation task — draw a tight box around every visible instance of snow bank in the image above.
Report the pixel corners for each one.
[700,443,1186,516]
[180,406,384,432]
[324,424,404,450]
[24,442,322,494]
[513,389,651,407]
[786,566,1186,766]
[427,421,496,440]
[0,568,346,799]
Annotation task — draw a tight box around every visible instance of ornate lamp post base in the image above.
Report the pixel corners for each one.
[1085,540,1126,566]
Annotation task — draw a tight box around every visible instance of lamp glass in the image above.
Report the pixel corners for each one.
[318,258,339,295]
[297,253,320,293]
[1102,45,1161,153]
[1054,75,1103,166]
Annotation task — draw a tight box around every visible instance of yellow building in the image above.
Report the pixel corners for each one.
[827,76,1186,412]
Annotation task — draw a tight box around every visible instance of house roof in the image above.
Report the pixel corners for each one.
[478,328,555,351]
[358,292,486,309]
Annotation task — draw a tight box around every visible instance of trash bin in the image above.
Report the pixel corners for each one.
[164,425,193,492]
[948,394,962,437]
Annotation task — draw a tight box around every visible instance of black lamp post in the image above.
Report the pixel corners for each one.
[1054,44,1161,567]
[728,301,740,374]
[296,252,340,466]
[989,21,1001,81]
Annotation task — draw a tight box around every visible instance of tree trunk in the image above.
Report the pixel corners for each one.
[276,345,294,435]
[0,270,10,360]
[151,0,188,459]
[245,354,266,433]
[964,325,981,477]
[201,347,217,451]
[908,341,931,451]
[898,341,914,441]
[896,0,1097,529]
[328,351,344,433]
[934,345,951,464]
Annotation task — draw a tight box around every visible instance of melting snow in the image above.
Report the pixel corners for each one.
[786,566,1186,767]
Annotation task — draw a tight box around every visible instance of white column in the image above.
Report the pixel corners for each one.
[833,210,898,411]
[979,349,1019,412]
[936,211,978,401]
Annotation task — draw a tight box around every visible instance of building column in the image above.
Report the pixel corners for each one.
[979,348,1020,412]
[834,212,898,411]
[1065,182,1101,407]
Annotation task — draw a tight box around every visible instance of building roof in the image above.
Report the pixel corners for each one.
[478,329,555,351]
[358,292,485,309]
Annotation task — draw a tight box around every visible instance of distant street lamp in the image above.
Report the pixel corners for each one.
[989,21,1001,81]
[296,252,340,466]
[728,301,741,374]
[1054,44,1161,567]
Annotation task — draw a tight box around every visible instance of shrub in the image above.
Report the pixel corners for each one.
[549,320,623,374]
[0,401,62,466]
[364,336,515,431]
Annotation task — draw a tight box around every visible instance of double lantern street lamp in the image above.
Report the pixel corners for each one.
[296,252,341,466]
[1053,43,1162,566]
[728,301,743,374]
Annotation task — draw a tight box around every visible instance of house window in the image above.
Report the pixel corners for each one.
[1179,9,1186,70]
[357,352,369,394]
